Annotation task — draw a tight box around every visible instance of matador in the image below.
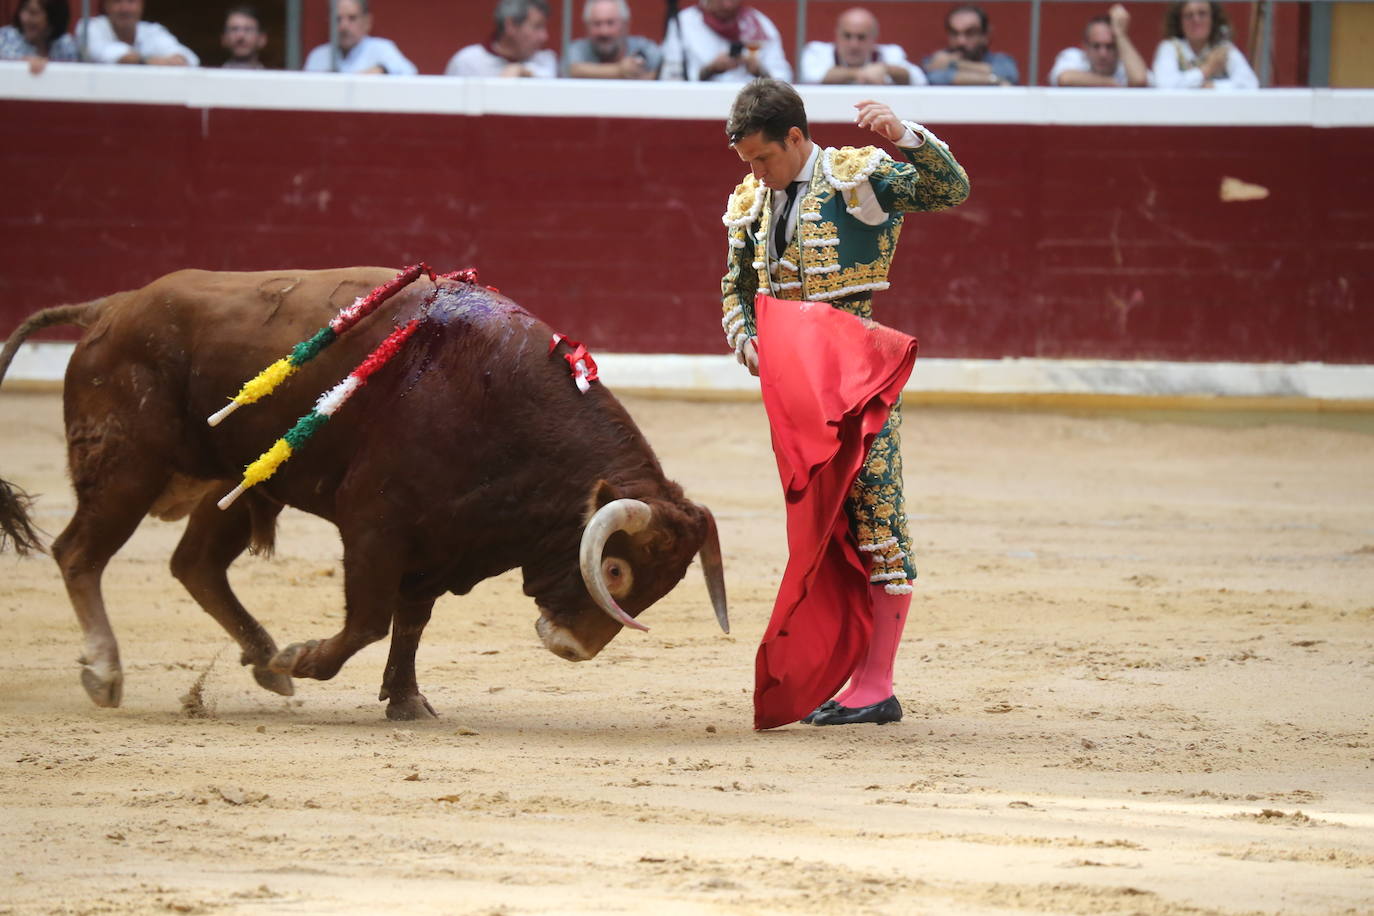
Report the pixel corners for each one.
[719,79,969,727]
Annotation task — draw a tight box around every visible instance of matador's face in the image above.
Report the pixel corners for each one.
[732,127,810,191]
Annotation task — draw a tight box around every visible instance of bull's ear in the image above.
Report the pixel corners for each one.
[585,479,621,519]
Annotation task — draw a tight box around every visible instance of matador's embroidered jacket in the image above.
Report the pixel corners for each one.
[719,121,970,593]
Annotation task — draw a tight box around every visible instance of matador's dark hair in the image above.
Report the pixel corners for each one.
[725,78,809,146]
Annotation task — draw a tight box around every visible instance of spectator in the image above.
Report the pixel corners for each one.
[799,6,926,85]
[1,0,79,73]
[1049,4,1150,87]
[76,0,198,66]
[921,4,1018,86]
[446,0,557,78]
[303,0,416,75]
[1152,0,1258,89]
[564,0,659,79]
[221,5,267,70]
[660,0,792,83]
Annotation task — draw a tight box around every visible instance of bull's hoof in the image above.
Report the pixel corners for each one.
[385,694,438,721]
[268,640,318,676]
[252,665,294,697]
[80,665,123,708]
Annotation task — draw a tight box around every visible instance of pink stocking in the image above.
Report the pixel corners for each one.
[836,585,911,708]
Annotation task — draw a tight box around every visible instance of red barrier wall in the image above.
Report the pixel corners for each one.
[2,96,1370,362]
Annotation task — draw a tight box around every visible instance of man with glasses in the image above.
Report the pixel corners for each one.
[920,4,1018,86]
[1049,4,1150,87]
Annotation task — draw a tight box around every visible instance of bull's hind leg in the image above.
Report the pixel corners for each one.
[170,494,293,697]
[51,457,168,708]
[379,596,439,720]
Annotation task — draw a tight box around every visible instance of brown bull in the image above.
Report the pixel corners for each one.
[0,267,727,719]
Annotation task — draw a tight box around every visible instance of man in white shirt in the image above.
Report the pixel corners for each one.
[1048,4,1150,87]
[446,0,558,79]
[661,0,792,83]
[799,6,926,85]
[303,0,417,75]
[78,0,198,67]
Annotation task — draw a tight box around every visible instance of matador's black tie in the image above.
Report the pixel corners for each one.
[773,180,806,257]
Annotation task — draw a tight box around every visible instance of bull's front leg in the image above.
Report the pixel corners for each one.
[379,596,438,720]
[268,544,400,683]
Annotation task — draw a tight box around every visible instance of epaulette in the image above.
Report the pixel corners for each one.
[722,174,765,228]
[821,146,893,191]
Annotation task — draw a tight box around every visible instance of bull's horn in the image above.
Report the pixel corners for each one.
[580,498,652,632]
[698,507,729,634]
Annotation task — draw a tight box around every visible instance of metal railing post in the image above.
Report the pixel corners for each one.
[796,0,808,84]
[1258,0,1275,87]
[329,0,340,71]
[563,0,573,69]
[1307,0,1332,88]
[286,0,302,71]
[1027,0,1041,86]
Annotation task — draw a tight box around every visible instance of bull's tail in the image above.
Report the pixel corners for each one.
[0,299,105,388]
[0,477,43,555]
[0,299,104,555]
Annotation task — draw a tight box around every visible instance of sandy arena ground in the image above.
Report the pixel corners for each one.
[1,388,1371,915]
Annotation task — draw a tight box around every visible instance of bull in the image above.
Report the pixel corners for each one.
[0,267,728,720]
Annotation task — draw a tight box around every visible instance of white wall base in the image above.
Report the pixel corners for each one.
[7,343,1372,403]
[594,353,1374,403]
[4,343,73,383]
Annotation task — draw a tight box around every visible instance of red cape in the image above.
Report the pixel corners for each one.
[752,295,918,729]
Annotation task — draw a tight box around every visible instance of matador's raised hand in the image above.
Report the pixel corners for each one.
[853,100,906,144]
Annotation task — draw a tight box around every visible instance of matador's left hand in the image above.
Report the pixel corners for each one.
[854,100,906,144]
[739,337,759,377]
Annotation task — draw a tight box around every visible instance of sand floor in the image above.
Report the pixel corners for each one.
[1,389,1371,915]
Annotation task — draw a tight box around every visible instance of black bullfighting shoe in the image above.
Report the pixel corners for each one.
[800,699,841,725]
[811,695,902,726]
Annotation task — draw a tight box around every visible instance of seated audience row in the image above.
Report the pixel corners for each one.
[0,0,1262,92]
[2,0,194,68]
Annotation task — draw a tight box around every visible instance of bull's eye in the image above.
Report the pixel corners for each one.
[601,556,634,599]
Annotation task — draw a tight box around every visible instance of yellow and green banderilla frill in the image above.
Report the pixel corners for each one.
[206,262,435,428]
